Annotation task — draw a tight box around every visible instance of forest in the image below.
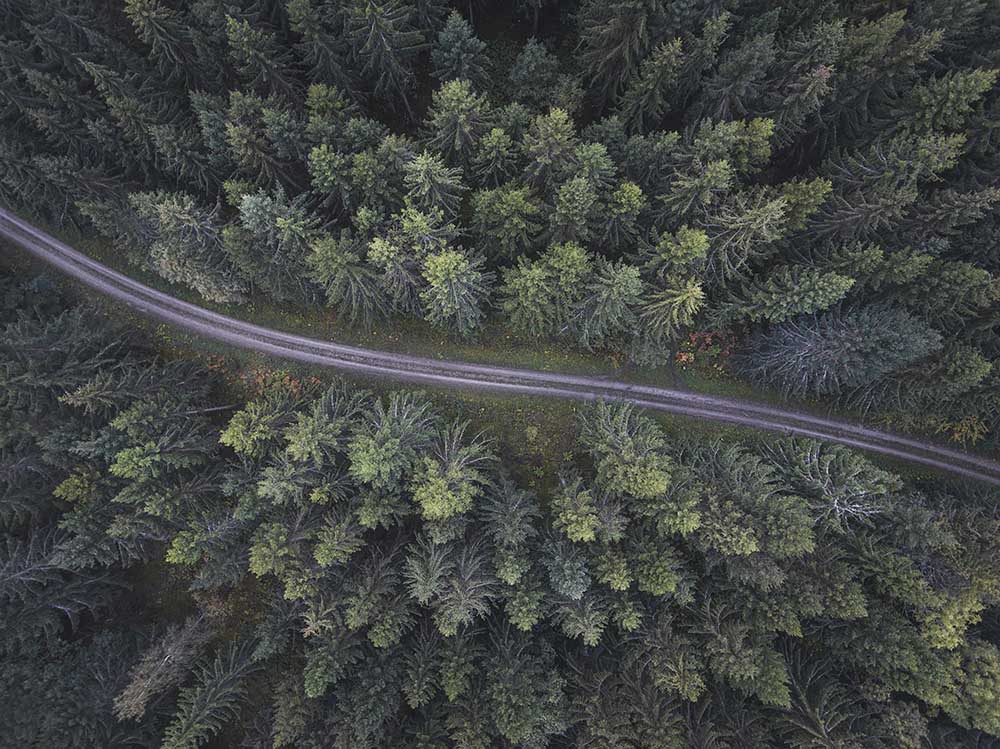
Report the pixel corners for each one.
[1,0,999,447]
[3,265,1000,747]
[2,0,1000,747]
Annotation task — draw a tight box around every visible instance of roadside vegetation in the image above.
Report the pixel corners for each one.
[2,0,998,450]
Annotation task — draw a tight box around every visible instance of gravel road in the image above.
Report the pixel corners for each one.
[4,206,998,486]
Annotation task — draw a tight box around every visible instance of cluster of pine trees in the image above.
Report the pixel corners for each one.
[3,265,1000,747]
[2,0,999,443]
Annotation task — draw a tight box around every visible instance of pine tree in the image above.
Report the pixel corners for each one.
[307,232,389,327]
[420,249,492,337]
[286,0,356,92]
[225,14,300,100]
[618,38,683,133]
[542,241,593,333]
[575,0,659,104]
[572,258,644,350]
[471,127,520,187]
[718,266,855,325]
[738,306,944,397]
[403,151,468,220]
[693,33,775,122]
[500,259,555,339]
[161,640,262,749]
[471,184,542,259]
[124,0,201,85]
[896,68,998,134]
[521,108,579,192]
[129,191,246,304]
[423,79,491,167]
[223,187,319,303]
[548,175,598,245]
[113,615,214,721]
[577,400,672,500]
[348,391,437,495]
[432,11,486,84]
[346,0,425,114]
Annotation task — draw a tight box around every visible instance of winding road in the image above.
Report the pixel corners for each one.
[3,207,1000,486]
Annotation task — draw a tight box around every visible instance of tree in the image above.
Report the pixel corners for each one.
[896,68,999,134]
[618,38,683,133]
[521,109,579,192]
[113,615,214,721]
[471,127,520,187]
[500,259,555,339]
[223,187,319,303]
[129,191,246,304]
[575,0,658,103]
[548,175,598,245]
[423,79,491,167]
[509,39,583,114]
[432,12,486,84]
[578,401,673,500]
[420,249,492,337]
[225,15,299,100]
[161,640,262,749]
[346,0,425,114]
[470,185,542,260]
[487,627,570,746]
[124,0,201,85]
[286,0,355,93]
[738,305,944,397]
[348,391,437,496]
[717,266,855,324]
[307,232,389,327]
[552,472,600,543]
[403,151,468,220]
[410,421,493,522]
[541,241,592,332]
[572,258,644,350]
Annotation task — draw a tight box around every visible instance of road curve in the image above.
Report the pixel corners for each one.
[3,207,1000,486]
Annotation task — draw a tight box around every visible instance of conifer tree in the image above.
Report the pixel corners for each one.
[420,249,492,337]
[739,306,944,397]
[423,79,491,167]
[432,11,486,85]
[225,15,300,100]
[403,151,467,220]
[471,184,542,259]
[500,259,555,339]
[161,640,262,749]
[346,0,425,115]
[618,38,683,133]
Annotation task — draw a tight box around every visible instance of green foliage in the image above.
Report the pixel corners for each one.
[740,306,944,397]
[420,249,492,338]
[161,639,261,749]
[432,12,486,85]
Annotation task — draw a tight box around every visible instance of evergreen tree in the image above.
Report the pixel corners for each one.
[739,306,944,397]
[420,249,492,337]
[423,79,491,167]
[403,151,468,220]
[346,0,425,114]
[225,14,300,100]
[500,259,555,339]
[718,266,855,324]
[471,184,542,260]
[161,640,262,749]
[431,11,486,85]
[618,38,683,133]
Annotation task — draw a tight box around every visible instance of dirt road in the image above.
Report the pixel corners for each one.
[4,207,998,486]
